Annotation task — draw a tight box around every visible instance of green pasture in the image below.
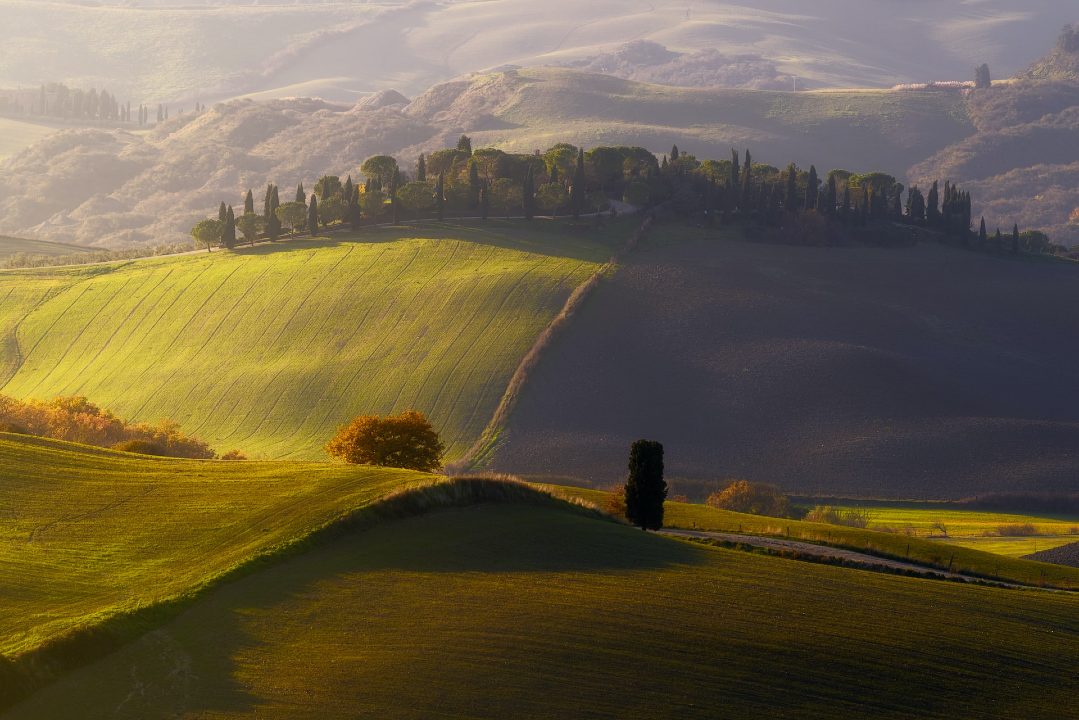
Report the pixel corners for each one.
[9,503,1077,719]
[0,221,611,459]
[0,118,56,159]
[0,433,429,658]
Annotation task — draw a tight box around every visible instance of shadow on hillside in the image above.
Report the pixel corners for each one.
[7,505,707,718]
[226,217,625,264]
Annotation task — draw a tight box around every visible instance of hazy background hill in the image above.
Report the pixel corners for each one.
[1,0,1071,103]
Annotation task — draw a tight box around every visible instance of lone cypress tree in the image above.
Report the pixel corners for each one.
[218,201,227,223]
[308,195,319,236]
[978,217,988,246]
[417,154,427,182]
[623,440,667,531]
[570,148,586,219]
[244,189,254,215]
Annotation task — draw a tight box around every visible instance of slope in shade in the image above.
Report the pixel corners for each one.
[493,226,1079,498]
[7,504,1078,719]
[0,223,607,460]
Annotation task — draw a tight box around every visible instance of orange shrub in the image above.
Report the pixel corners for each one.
[326,410,444,471]
[0,394,217,459]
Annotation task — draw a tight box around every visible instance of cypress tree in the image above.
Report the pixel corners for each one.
[549,163,560,186]
[417,154,427,182]
[978,217,988,246]
[926,181,940,226]
[343,175,354,207]
[739,149,753,212]
[468,161,481,208]
[295,183,306,205]
[824,174,837,217]
[784,163,798,213]
[805,165,819,213]
[729,148,741,203]
[390,170,400,224]
[244,189,254,215]
[522,168,535,221]
[222,205,236,249]
[570,148,586,220]
[308,195,319,236]
[263,183,273,218]
[623,440,667,531]
[670,145,679,162]
[1012,223,1020,255]
[435,172,445,221]
[349,186,362,231]
[268,185,281,241]
[218,202,227,223]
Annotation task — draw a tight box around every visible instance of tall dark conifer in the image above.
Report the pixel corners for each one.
[623,440,667,531]
[308,195,319,236]
[570,148,586,219]
[978,217,988,246]
[417,154,427,182]
[219,202,227,223]
[244,189,254,215]
[222,205,236,249]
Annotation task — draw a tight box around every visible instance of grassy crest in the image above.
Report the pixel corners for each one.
[7,503,1077,719]
[0,222,609,459]
[0,433,432,659]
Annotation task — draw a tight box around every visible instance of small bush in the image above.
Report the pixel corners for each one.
[218,449,248,461]
[707,480,791,518]
[111,439,168,456]
[996,523,1038,537]
[326,410,445,471]
[600,483,627,519]
[804,506,873,528]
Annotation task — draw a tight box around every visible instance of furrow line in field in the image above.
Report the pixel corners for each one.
[20,275,140,399]
[103,261,216,408]
[125,263,246,420]
[228,244,424,449]
[52,269,176,398]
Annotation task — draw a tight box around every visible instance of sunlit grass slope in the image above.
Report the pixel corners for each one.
[0,433,431,659]
[556,487,1079,589]
[9,504,1078,720]
[0,221,609,459]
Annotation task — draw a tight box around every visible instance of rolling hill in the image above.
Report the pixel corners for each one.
[0,118,58,161]
[5,497,1077,719]
[490,224,1079,499]
[0,221,610,460]
[0,234,87,261]
[2,0,1070,104]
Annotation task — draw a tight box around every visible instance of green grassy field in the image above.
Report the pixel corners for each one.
[555,487,1079,589]
[819,502,1079,557]
[0,432,431,660]
[0,221,611,459]
[0,235,87,261]
[0,118,56,160]
[7,502,1077,719]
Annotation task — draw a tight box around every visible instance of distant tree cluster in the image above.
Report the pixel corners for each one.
[0,394,238,459]
[0,82,204,127]
[191,135,1039,259]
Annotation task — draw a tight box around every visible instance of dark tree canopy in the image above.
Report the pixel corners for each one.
[624,439,667,531]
